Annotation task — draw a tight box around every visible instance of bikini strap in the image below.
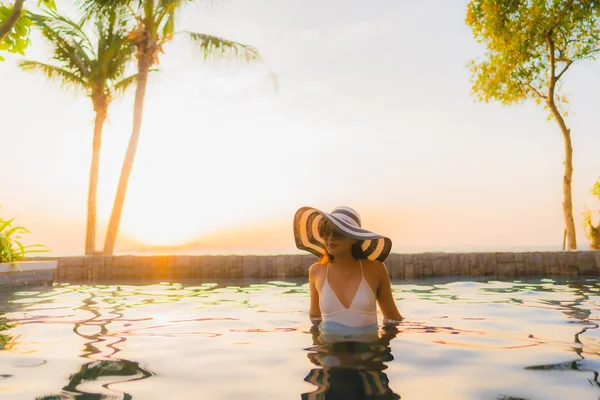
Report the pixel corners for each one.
[326,263,330,281]
[359,259,364,277]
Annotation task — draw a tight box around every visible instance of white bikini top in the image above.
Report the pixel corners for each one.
[319,259,378,328]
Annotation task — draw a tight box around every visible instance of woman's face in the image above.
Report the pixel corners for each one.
[320,222,356,256]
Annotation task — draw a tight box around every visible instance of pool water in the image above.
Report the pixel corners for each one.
[1,277,600,399]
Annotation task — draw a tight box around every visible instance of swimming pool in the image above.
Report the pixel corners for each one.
[1,277,599,399]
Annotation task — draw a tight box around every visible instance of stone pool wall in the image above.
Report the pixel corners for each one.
[0,261,57,287]
[53,251,600,282]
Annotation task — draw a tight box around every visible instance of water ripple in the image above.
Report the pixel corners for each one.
[0,278,600,399]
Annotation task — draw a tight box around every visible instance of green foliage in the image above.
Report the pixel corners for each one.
[466,0,600,111]
[0,3,33,60]
[38,0,57,9]
[583,178,600,249]
[0,0,56,61]
[0,206,47,263]
[592,178,600,200]
[582,208,600,249]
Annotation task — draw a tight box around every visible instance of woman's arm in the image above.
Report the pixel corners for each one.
[375,262,403,323]
[308,264,322,322]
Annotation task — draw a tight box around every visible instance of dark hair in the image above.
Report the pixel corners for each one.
[319,240,366,264]
[351,241,367,259]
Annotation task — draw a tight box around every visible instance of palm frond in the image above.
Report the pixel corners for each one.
[159,0,188,7]
[158,7,176,38]
[143,0,155,29]
[77,0,138,18]
[28,7,137,98]
[185,32,261,62]
[18,60,88,92]
[45,31,91,78]
[28,11,93,78]
[94,13,136,81]
[156,0,184,24]
[112,67,158,94]
[99,41,136,81]
[112,73,138,94]
[30,9,93,52]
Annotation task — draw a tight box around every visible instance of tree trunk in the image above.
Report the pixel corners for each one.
[85,102,107,256]
[547,100,577,250]
[545,31,577,250]
[0,0,24,41]
[102,54,151,255]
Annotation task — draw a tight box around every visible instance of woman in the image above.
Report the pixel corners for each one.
[294,206,403,334]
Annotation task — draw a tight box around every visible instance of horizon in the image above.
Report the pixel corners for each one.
[2,0,600,257]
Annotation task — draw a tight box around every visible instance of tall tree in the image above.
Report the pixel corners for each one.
[21,9,137,255]
[466,0,600,250]
[81,0,264,255]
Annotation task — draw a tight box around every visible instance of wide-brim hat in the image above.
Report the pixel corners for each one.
[293,206,392,262]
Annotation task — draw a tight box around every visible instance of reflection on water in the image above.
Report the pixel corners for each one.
[1,278,600,398]
[36,360,153,400]
[521,281,600,389]
[303,324,400,399]
[0,312,16,351]
[0,313,15,386]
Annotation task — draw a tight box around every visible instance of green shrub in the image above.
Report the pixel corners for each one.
[583,178,600,250]
[0,207,47,263]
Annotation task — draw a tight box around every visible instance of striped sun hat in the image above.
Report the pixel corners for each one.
[293,206,392,262]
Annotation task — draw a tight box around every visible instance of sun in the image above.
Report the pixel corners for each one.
[100,176,220,247]
[95,92,283,248]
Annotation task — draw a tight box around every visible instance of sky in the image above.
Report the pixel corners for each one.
[1,0,600,256]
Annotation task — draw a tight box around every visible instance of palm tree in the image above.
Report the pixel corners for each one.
[80,0,264,255]
[20,9,137,255]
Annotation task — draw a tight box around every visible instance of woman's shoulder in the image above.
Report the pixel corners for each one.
[308,262,327,277]
[362,259,388,277]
